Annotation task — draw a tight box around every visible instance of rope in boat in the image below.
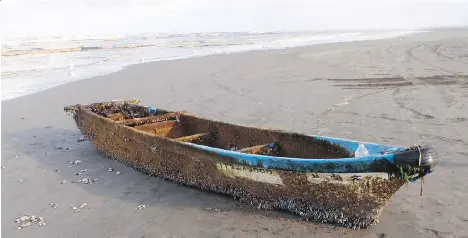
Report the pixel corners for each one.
[417,144,424,196]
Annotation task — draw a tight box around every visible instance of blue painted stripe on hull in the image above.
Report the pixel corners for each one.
[185,143,398,173]
[313,135,405,155]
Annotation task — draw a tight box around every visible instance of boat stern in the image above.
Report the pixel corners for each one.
[390,144,437,182]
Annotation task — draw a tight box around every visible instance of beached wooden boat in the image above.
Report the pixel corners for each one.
[64,99,436,229]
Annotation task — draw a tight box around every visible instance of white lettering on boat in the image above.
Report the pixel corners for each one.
[216,162,284,186]
[216,162,389,186]
[305,172,389,185]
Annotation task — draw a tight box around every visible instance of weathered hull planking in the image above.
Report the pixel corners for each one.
[64,100,436,229]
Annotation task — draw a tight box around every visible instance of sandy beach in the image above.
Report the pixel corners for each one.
[2,28,468,237]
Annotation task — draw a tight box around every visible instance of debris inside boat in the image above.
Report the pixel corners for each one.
[64,99,437,229]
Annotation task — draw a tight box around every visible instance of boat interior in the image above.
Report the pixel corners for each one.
[88,102,354,159]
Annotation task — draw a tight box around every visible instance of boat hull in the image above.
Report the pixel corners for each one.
[70,105,406,229]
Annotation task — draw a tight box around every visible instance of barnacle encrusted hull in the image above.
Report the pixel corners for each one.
[65,101,435,229]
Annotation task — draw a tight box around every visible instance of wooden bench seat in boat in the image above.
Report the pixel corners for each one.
[134,120,185,138]
[174,132,214,146]
[116,112,179,126]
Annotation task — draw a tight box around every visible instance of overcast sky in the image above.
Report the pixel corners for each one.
[2,0,468,39]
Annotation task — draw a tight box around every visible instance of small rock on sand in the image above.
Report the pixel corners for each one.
[15,214,46,229]
[70,203,87,212]
[73,178,96,184]
[203,207,229,213]
[71,206,80,213]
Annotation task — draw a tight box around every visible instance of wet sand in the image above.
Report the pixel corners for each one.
[2,28,468,238]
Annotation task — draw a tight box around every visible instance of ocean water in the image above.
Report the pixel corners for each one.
[1,30,419,101]
[3,0,468,101]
